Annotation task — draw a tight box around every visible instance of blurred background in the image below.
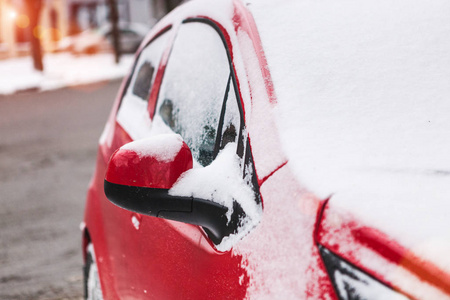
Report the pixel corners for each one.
[0,0,183,299]
[0,0,182,59]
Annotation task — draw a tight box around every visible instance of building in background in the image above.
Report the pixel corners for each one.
[67,0,154,35]
[0,0,183,58]
[0,0,67,57]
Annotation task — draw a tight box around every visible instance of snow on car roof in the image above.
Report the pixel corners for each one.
[247,0,450,270]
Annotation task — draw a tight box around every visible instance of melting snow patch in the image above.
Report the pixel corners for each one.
[131,215,140,230]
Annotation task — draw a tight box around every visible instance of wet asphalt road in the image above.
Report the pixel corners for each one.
[0,80,122,300]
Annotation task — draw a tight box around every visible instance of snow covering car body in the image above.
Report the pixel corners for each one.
[82,0,450,299]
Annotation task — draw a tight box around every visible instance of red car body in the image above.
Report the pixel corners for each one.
[82,0,450,299]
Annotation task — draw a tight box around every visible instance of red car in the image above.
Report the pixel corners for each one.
[82,0,450,299]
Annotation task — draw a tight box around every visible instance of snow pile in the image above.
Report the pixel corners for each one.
[249,0,450,232]
[121,134,184,163]
[249,0,450,198]
[170,143,262,251]
[235,28,288,180]
[247,0,450,286]
[0,53,134,94]
[234,165,326,299]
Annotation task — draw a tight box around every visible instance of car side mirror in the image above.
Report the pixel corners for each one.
[104,134,230,244]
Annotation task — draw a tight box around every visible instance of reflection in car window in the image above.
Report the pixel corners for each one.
[132,62,154,100]
[121,30,139,37]
[155,22,230,166]
[116,31,169,140]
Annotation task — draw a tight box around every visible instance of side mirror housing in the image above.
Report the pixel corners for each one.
[105,134,192,189]
[104,134,229,244]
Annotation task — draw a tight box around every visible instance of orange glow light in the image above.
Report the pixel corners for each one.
[33,25,45,39]
[15,14,30,28]
[48,28,63,41]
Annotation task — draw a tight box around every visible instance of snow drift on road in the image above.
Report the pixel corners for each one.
[0,53,133,95]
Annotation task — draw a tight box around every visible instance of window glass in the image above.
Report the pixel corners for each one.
[132,62,154,100]
[155,22,230,166]
[220,82,241,151]
[117,31,169,140]
[121,29,139,37]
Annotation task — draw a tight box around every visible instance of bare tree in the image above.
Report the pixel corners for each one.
[25,0,43,71]
[108,0,121,64]
[164,0,181,12]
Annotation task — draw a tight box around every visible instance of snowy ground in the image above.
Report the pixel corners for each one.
[0,53,134,95]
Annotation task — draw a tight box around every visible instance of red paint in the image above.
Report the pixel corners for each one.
[305,257,339,300]
[258,161,288,186]
[99,123,131,167]
[84,151,121,299]
[105,139,193,189]
[352,226,450,296]
[232,0,277,104]
[313,197,330,245]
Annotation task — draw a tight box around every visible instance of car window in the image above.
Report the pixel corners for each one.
[116,30,169,140]
[121,29,139,36]
[132,62,154,100]
[152,21,262,248]
[155,22,230,166]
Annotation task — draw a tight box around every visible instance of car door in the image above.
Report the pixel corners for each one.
[105,19,262,299]
[99,28,174,299]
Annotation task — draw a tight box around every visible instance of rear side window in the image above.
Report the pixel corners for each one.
[117,31,169,140]
[132,62,154,100]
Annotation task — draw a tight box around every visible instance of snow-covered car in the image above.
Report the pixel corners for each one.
[59,23,149,55]
[82,0,450,299]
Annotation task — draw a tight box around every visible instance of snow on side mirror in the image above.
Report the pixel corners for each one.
[168,143,263,251]
[104,134,231,244]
